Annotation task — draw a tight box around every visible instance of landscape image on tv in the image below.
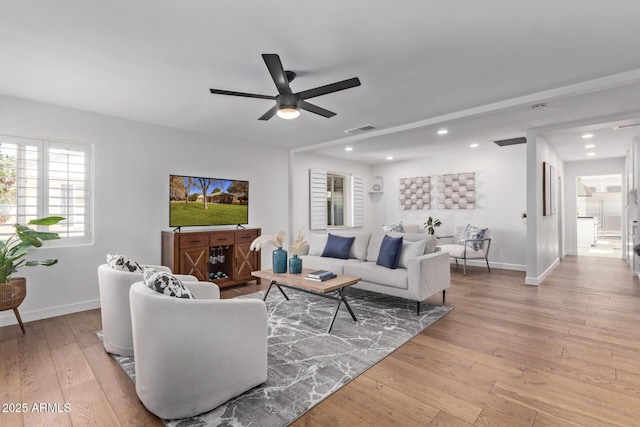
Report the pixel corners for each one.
[170,175,249,227]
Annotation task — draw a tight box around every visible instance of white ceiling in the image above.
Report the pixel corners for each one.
[2,1,640,164]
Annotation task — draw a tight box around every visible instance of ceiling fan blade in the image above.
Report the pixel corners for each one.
[209,88,275,100]
[297,77,361,100]
[258,105,279,121]
[300,101,336,118]
[262,54,292,95]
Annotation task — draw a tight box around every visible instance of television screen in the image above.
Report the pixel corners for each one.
[169,175,249,227]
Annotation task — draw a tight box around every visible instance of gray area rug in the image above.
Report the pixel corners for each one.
[105,287,451,426]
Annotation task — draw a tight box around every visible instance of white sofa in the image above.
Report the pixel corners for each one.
[129,281,268,419]
[299,231,450,313]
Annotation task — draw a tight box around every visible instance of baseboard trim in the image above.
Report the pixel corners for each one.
[0,298,101,328]
[524,258,560,286]
[449,259,526,272]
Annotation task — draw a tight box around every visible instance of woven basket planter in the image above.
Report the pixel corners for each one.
[0,277,27,333]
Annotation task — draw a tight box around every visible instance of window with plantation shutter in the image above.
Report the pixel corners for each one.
[309,169,363,230]
[0,135,92,245]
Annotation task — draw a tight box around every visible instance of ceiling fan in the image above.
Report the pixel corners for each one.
[209,54,361,120]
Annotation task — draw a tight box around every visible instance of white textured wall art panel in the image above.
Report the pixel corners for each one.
[398,176,430,210]
[437,172,476,209]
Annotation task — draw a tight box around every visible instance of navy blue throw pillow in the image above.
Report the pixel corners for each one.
[376,235,403,269]
[321,234,355,259]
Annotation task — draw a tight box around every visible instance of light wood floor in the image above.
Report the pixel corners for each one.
[2,256,640,426]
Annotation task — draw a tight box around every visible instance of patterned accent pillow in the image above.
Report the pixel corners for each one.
[460,224,487,251]
[398,239,427,269]
[143,268,194,299]
[106,253,143,273]
[382,223,404,232]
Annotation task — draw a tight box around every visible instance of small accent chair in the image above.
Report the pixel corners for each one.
[438,225,492,275]
[97,264,197,356]
[129,281,268,419]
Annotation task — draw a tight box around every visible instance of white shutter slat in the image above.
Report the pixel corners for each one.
[353,175,364,228]
[309,169,327,231]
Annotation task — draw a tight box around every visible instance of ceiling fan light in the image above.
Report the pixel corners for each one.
[276,107,300,120]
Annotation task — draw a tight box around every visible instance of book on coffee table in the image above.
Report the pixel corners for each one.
[305,273,337,282]
[306,270,334,279]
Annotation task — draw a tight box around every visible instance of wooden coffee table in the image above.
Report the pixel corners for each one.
[252,268,361,333]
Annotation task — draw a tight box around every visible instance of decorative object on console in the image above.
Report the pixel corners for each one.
[423,216,442,235]
[437,172,476,209]
[0,216,63,334]
[399,176,430,210]
[209,271,228,280]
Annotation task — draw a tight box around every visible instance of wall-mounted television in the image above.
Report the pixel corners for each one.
[169,174,249,228]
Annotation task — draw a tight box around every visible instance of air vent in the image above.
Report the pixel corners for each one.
[493,137,526,147]
[344,125,377,135]
[613,123,640,130]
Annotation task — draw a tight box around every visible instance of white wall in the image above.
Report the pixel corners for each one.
[371,144,528,270]
[526,132,564,284]
[290,151,374,238]
[0,94,289,327]
[563,157,626,255]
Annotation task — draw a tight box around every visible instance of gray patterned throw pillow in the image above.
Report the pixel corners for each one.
[143,268,194,299]
[461,224,487,251]
[106,253,143,273]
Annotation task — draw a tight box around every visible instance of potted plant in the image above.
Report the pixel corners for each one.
[0,216,64,333]
[424,216,442,235]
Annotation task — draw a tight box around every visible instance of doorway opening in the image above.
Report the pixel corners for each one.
[576,174,622,258]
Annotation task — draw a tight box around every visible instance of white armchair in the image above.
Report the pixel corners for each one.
[438,225,492,275]
[97,264,197,356]
[129,281,268,419]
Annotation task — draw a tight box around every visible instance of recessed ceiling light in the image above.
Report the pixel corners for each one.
[585,144,595,149]
[582,133,594,139]
[437,129,448,135]
[470,143,479,148]
[587,152,596,156]
[386,156,393,161]
[345,146,353,152]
